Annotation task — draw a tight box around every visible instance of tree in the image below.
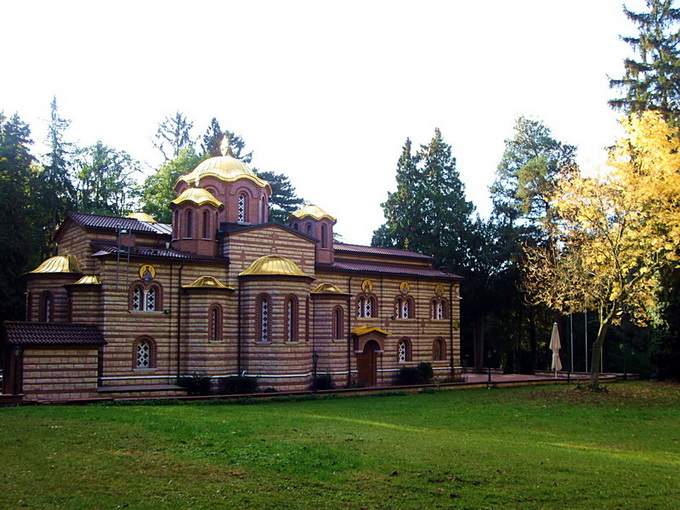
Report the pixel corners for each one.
[200,118,253,162]
[373,129,475,274]
[256,170,305,224]
[74,141,138,216]
[523,111,680,388]
[153,111,195,160]
[36,97,76,250]
[138,147,201,223]
[609,0,680,122]
[0,111,42,320]
[490,116,579,242]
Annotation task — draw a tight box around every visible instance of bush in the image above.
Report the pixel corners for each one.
[177,374,212,396]
[310,374,334,391]
[396,362,434,385]
[218,376,259,395]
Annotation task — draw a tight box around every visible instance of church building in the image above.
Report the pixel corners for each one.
[2,149,461,402]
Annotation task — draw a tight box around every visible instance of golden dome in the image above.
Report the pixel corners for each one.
[171,187,224,208]
[127,212,157,223]
[183,276,233,290]
[239,255,312,278]
[290,204,336,223]
[73,275,102,285]
[176,155,271,190]
[29,255,82,274]
[311,282,348,295]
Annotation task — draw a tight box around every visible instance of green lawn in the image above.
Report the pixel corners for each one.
[0,382,678,509]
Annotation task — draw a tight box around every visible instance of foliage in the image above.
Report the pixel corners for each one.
[74,141,139,216]
[138,147,201,223]
[523,111,680,387]
[609,0,680,123]
[256,169,305,224]
[153,111,194,160]
[490,116,578,241]
[35,97,76,249]
[372,129,475,274]
[0,111,42,320]
[201,117,253,162]
[0,383,678,509]
[396,362,434,385]
[218,375,259,394]
[310,374,334,391]
[177,374,213,396]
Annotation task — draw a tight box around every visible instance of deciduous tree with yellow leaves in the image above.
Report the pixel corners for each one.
[523,111,680,388]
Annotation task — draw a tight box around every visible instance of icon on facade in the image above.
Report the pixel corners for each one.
[139,264,156,281]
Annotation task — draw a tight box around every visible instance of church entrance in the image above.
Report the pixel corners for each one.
[357,340,379,387]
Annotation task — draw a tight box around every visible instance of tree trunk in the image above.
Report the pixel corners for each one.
[589,320,610,389]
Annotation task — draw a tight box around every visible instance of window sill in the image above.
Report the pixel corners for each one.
[133,367,158,372]
[128,311,166,315]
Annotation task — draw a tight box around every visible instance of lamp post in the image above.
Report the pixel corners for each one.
[312,351,319,391]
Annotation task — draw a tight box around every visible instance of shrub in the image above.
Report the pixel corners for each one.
[310,374,334,391]
[396,362,434,385]
[218,376,259,395]
[177,374,212,396]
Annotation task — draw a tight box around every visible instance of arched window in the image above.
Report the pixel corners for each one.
[135,337,154,369]
[260,196,267,223]
[173,210,179,238]
[293,222,299,231]
[332,306,344,340]
[433,338,446,361]
[431,298,449,320]
[397,338,411,363]
[258,295,270,342]
[357,295,376,318]
[306,223,313,236]
[209,304,223,341]
[321,224,328,248]
[284,296,298,342]
[39,291,53,322]
[238,193,247,222]
[395,297,414,319]
[202,210,210,239]
[131,284,161,312]
[185,209,193,238]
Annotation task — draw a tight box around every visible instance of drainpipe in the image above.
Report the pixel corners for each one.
[347,276,354,386]
[237,277,242,375]
[449,283,455,378]
[176,264,184,379]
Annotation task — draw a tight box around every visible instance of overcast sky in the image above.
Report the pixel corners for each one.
[2,0,646,245]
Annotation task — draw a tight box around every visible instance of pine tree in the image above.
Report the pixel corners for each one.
[256,170,305,224]
[0,112,42,320]
[200,117,253,162]
[37,97,76,251]
[609,0,680,122]
[373,129,475,274]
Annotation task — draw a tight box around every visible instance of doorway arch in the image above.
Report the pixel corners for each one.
[357,340,380,387]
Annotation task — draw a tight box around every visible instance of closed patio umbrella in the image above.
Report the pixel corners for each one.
[550,322,563,377]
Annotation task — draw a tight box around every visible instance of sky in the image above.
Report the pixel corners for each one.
[2,0,647,245]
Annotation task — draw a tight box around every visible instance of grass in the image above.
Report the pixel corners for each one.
[0,381,679,509]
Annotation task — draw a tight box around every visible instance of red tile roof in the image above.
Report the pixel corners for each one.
[3,322,107,346]
[334,243,433,261]
[67,212,172,236]
[319,261,462,279]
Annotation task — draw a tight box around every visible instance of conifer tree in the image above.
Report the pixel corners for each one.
[0,112,42,319]
[200,118,253,162]
[609,0,680,122]
[256,170,305,224]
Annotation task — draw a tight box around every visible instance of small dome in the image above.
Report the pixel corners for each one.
[127,212,157,223]
[183,276,233,290]
[239,255,312,278]
[311,282,348,295]
[171,187,224,209]
[290,204,336,223]
[30,255,82,274]
[73,275,102,285]
[176,155,271,190]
